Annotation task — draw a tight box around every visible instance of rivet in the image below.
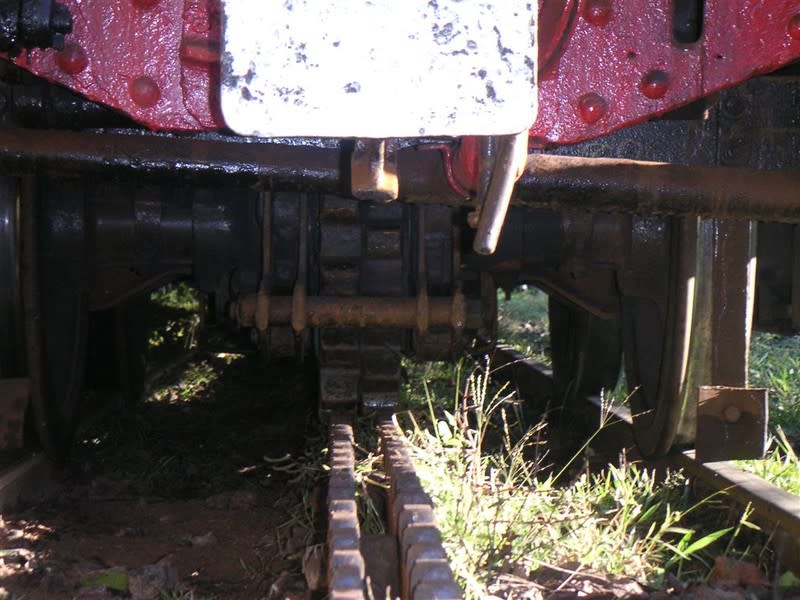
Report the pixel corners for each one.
[583,0,612,26]
[789,15,800,40]
[129,76,160,107]
[56,42,87,75]
[640,69,670,99]
[723,405,742,424]
[577,93,608,124]
[131,0,160,7]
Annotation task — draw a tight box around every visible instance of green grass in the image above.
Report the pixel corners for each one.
[749,331,800,438]
[148,282,202,352]
[396,360,753,598]
[390,286,800,596]
[496,287,550,365]
[736,428,800,496]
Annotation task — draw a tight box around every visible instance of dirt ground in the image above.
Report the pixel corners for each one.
[1,350,320,600]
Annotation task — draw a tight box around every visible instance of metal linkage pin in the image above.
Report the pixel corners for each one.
[473,131,528,255]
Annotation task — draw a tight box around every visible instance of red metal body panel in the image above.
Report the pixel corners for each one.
[14,0,224,131]
[531,0,800,147]
[7,0,800,149]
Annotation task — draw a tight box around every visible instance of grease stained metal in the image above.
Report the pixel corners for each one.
[219,0,537,138]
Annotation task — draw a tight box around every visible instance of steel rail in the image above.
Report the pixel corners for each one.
[491,344,800,570]
[326,413,462,600]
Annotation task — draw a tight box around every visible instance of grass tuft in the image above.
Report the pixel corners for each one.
[397,359,743,598]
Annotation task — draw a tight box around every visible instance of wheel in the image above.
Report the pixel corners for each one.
[549,295,621,417]
[21,175,89,456]
[0,176,22,379]
[85,296,152,408]
[622,217,755,457]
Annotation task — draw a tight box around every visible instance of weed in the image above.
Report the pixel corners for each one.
[735,427,800,495]
[149,282,202,352]
[396,358,750,598]
[749,331,800,438]
[496,287,550,364]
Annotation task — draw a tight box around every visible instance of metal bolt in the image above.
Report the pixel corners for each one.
[129,76,160,107]
[640,70,670,99]
[723,405,742,423]
[577,93,608,124]
[56,42,88,75]
[789,15,800,40]
[583,0,612,26]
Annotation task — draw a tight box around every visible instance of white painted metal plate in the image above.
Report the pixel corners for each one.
[220,1,537,138]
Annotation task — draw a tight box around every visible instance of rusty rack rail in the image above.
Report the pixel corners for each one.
[491,344,800,573]
[327,413,462,600]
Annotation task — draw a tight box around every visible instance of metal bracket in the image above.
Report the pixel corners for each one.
[351,139,399,203]
[696,385,768,463]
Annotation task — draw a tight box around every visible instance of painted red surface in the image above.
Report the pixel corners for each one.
[13,0,223,131]
[529,0,800,147]
[6,0,800,152]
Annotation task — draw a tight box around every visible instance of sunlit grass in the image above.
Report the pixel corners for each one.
[148,282,202,350]
[749,331,800,439]
[495,287,800,497]
[496,286,550,365]
[736,428,800,496]
[397,359,746,598]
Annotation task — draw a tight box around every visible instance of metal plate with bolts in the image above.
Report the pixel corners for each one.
[695,386,768,463]
[220,0,537,137]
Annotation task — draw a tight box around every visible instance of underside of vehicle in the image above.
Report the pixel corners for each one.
[1,0,799,459]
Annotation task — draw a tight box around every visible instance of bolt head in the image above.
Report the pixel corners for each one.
[583,0,612,26]
[129,76,161,107]
[640,70,670,99]
[577,93,608,124]
[56,42,88,75]
[790,15,800,40]
[723,405,742,423]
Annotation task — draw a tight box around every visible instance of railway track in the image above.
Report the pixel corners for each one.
[492,344,800,575]
[2,344,799,597]
[0,373,463,599]
[327,414,461,600]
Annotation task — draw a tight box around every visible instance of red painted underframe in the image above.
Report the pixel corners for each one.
[7,1,800,156]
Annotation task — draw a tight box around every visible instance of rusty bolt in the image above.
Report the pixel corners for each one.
[723,405,742,423]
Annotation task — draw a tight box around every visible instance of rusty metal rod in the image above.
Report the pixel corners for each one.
[517,154,800,222]
[5,129,800,222]
[474,132,526,255]
[0,128,453,203]
[233,295,478,330]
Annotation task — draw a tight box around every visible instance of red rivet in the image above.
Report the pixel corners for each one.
[640,69,670,99]
[56,42,87,75]
[577,93,608,124]
[129,76,160,107]
[132,0,160,7]
[789,15,800,40]
[583,0,612,26]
